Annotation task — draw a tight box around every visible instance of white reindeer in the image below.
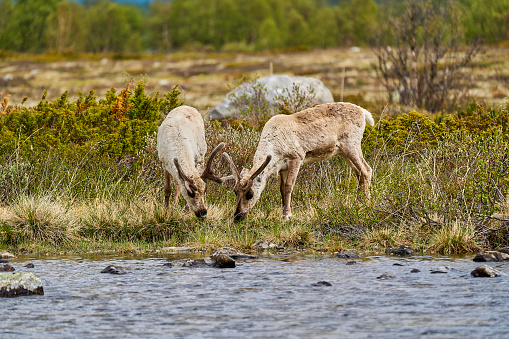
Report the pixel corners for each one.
[157,105,228,218]
[223,102,374,221]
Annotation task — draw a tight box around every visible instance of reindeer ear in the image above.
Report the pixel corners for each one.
[184,181,197,198]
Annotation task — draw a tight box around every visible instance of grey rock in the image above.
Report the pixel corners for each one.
[410,268,421,273]
[471,265,503,278]
[209,75,334,120]
[393,263,404,266]
[1,264,15,272]
[0,252,16,259]
[211,247,259,260]
[160,246,196,253]
[430,266,453,274]
[473,251,509,262]
[312,281,332,287]
[385,245,414,256]
[0,272,44,297]
[335,250,360,259]
[497,247,509,255]
[100,265,128,275]
[171,258,212,268]
[212,254,236,268]
[253,240,276,251]
[162,262,173,267]
[377,272,396,280]
[24,263,35,268]
[171,254,237,269]
[346,261,357,265]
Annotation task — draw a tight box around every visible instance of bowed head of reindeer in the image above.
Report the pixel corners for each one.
[157,105,231,218]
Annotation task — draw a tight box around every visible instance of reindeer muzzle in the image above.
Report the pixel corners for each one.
[195,209,208,218]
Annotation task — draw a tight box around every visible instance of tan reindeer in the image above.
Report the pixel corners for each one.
[224,102,374,221]
[157,105,228,218]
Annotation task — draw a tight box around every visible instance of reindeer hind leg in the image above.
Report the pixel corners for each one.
[164,170,172,207]
[340,146,372,198]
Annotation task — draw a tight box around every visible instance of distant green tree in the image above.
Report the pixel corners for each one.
[0,0,58,52]
[148,0,173,53]
[84,1,146,53]
[286,8,312,47]
[46,1,84,53]
[257,17,281,50]
[461,0,509,43]
[310,6,341,48]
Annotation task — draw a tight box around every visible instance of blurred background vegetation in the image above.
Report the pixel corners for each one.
[0,0,507,54]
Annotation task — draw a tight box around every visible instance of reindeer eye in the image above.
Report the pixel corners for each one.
[246,190,254,200]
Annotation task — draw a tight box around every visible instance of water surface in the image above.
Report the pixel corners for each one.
[2,253,508,338]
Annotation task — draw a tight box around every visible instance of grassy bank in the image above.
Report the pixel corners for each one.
[1,85,508,256]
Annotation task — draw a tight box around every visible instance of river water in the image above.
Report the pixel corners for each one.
[2,252,508,338]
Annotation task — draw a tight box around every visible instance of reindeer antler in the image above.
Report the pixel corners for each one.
[222,152,240,186]
[201,142,227,183]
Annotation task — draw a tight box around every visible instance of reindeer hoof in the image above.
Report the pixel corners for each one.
[281,213,292,222]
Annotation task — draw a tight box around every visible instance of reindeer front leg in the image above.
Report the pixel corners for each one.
[281,158,302,221]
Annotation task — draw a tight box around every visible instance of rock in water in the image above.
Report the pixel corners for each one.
[471,265,503,278]
[473,251,509,262]
[101,265,128,275]
[385,245,414,256]
[377,272,396,280]
[335,250,360,258]
[497,247,509,255]
[212,254,236,268]
[0,252,16,259]
[0,272,44,297]
[209,75,334,120]
[1,264,15,272]
[252,240,276,251]
[211,247,259,260]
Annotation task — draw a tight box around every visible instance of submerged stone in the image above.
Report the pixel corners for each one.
[1,264,15,272]
[430,266,453,274]
[385,245,414,256]
[377,272,396,280]
[410,269,421,273]
[335,250,360,259]
[312,281,332,287]
[471,265,503,278]
[101,265,128,275]
[0,272,44,297]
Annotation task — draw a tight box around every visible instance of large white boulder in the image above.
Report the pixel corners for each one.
[209,75,334,120]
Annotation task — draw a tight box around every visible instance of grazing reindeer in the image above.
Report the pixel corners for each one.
[157,105,228,218]
[224,102,374,221]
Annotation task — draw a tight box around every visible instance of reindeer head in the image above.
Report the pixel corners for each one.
[174,143,227,218]
[223,153,271,221]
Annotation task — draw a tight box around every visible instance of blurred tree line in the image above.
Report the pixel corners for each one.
[0,0,507,54]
